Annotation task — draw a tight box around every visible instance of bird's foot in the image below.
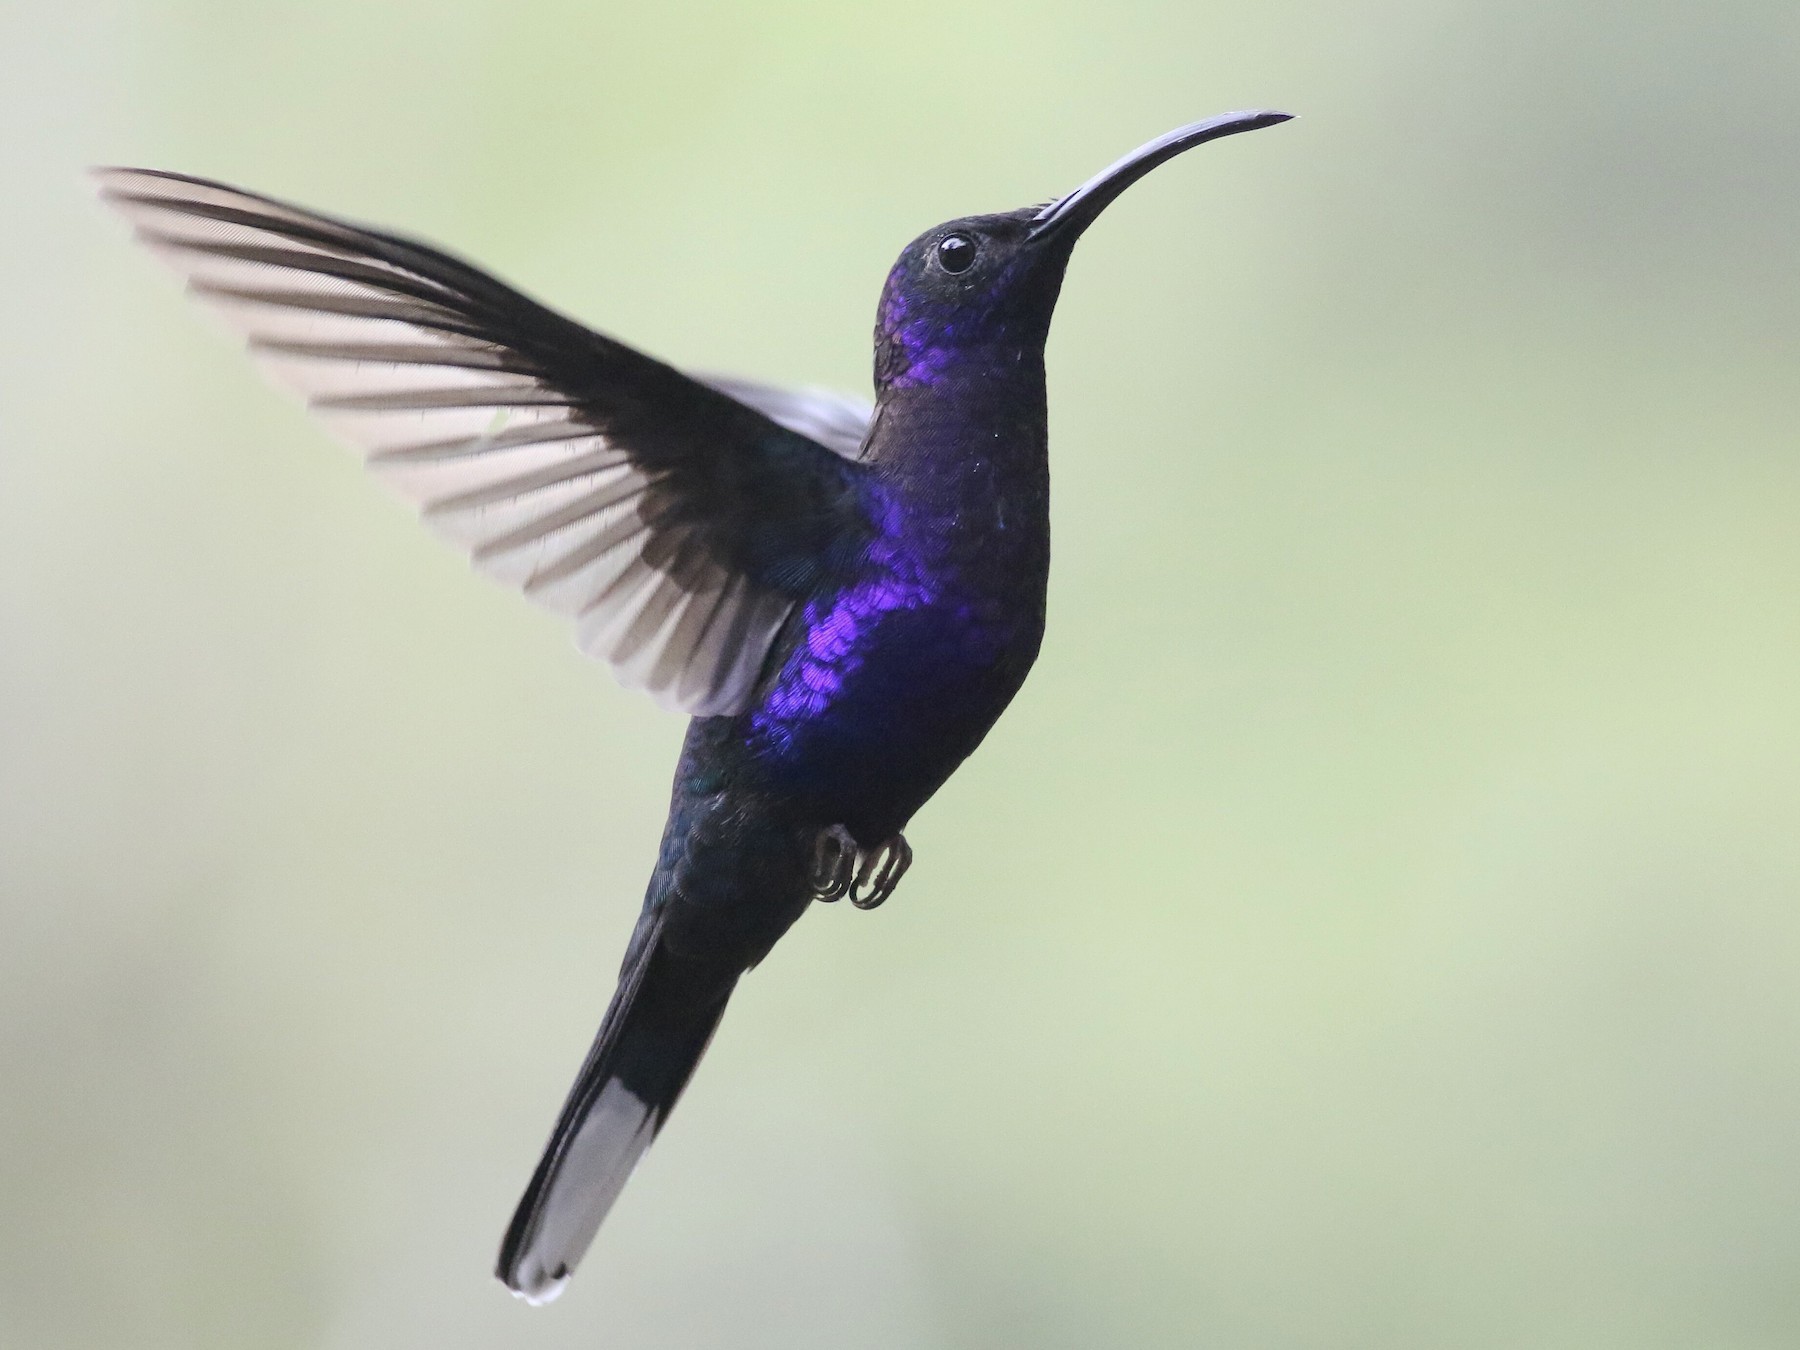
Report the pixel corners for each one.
[849,834,911,909]
[809,827,912,909]
[810,825,857,902]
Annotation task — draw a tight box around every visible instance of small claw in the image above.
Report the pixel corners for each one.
[810,825,856,902]
[850,834,912,910]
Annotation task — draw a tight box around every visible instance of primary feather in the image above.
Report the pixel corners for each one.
[95,167,874,714]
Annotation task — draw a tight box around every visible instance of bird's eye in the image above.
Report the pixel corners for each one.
[936,233,978,274]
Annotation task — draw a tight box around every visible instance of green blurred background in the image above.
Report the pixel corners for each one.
[6,1,1800,1346]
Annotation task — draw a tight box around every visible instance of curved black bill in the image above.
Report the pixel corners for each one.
[1028,109,1293,244]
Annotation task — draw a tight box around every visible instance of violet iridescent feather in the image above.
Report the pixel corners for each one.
[750,486,934,755]
[876,283,959,390]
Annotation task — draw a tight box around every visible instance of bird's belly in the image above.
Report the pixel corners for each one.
[745,580,1042,839]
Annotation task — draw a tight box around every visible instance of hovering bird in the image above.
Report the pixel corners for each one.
[96,108,1291,1304]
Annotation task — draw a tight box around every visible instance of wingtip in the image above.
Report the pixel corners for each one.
[88,165,181,207]
[88,164,153,188]
[87,164,131,199]
[87,166,262,206]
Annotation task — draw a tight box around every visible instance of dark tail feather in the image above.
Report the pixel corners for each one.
[496,920,737,1304]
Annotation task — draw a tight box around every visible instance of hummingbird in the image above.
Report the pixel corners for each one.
[96,108,1291,1304]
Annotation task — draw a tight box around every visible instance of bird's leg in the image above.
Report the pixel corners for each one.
[810,825,857,902]
[849,834,912,910]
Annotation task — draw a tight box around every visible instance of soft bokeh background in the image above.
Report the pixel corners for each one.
[5,2,1800,1346]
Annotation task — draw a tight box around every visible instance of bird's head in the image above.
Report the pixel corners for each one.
[873,110,1292,392]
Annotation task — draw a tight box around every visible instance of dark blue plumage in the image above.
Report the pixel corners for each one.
[97,108,1291,1305]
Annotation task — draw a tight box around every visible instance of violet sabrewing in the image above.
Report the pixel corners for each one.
[95,107,1291,1304]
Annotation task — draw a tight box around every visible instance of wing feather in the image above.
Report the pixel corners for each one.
[97,166,868,715]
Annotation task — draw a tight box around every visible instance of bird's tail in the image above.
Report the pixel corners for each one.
[496,918,737,1304]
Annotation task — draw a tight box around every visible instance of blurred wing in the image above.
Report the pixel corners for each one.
[96,167,874,715]
[694,375,872,460]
